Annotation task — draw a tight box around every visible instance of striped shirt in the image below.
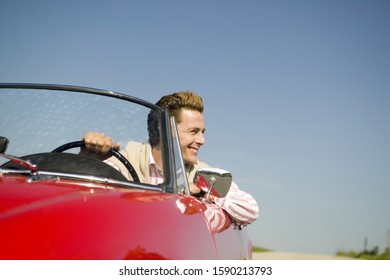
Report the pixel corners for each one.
[148,149,164,185]
[214,182,259,225]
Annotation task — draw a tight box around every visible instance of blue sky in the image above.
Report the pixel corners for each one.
[1,0,389,255]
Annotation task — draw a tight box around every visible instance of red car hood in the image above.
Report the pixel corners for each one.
[0,175,107,213]
[0,174,222,259]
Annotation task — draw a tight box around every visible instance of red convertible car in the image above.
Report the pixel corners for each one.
[0,83,252,260]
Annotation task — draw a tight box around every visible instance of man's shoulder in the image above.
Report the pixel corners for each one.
[122,141,151,166]
[187,160,210,179]
[124,141,150,151]
[194,160,210,169]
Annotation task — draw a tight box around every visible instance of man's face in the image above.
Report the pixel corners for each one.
[176,109,206,165]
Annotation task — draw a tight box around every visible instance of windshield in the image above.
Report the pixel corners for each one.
[1,88,148,156]
[0,85,169,190]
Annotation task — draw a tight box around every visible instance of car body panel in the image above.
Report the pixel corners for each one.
[0,175,250,259]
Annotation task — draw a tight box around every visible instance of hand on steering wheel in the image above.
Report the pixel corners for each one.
[82,131,119,155]
[52,140,140,183]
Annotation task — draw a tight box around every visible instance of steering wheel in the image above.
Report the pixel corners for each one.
[52,140,140,183]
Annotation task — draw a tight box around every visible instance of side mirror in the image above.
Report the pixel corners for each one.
[194,167,232,200]
[0,136,9,154]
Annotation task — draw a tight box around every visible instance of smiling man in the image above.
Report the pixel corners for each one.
[83,91,259,226]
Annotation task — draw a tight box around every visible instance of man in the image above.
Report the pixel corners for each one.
[83,91,259,226]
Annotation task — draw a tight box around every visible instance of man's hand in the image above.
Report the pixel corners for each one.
[189,182,215,202]
[189,182,201,196]
[81,131,120,159]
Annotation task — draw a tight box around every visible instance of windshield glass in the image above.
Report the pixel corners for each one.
[0,86,165,189]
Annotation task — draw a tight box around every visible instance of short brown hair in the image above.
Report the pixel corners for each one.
[148,91,204,147]
[156,91,204,122]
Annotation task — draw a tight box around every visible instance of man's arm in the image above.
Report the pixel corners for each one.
[214,182,259,225]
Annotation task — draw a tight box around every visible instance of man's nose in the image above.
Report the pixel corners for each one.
[196,133,206,145]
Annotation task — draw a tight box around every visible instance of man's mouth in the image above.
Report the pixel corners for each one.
[189,147,198,154]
